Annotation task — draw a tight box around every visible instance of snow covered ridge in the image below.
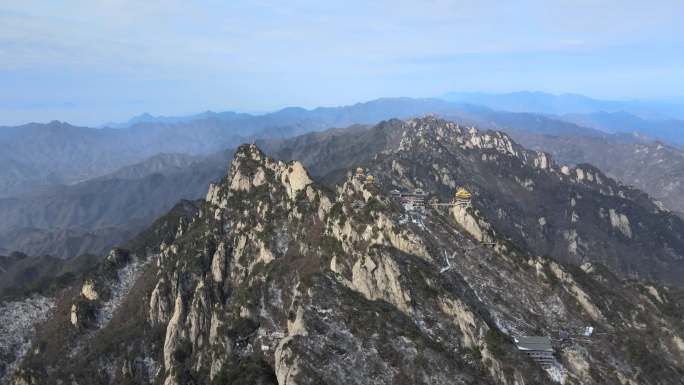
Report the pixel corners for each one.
[70,248,155,333]
[0,296,55,385]
[69,248,151,329]
[96,256,150,328]
[68,253,153,361]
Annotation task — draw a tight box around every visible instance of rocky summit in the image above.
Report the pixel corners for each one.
[3,118,684,385]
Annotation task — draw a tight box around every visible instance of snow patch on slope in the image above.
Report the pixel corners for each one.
[0,296,54,384]
[97,257,150,327]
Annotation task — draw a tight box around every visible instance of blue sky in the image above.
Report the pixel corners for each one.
[1,0,683,126]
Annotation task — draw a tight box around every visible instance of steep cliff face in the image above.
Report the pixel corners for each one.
[6,129,684,384]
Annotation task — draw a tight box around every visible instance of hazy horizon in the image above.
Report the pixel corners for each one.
[3,91,683,128]
[1,1,683,126]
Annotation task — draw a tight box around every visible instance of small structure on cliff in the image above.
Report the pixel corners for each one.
[454,187,472,202]
[390,188,428,212]
[515,336,555,368]
[422,187,473,209]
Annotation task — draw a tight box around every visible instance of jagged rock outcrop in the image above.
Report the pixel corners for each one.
[5,127,684,385]
[450,204,494,243]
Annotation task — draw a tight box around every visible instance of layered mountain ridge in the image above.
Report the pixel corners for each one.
[3,118,684,385]
[3,99,684,261]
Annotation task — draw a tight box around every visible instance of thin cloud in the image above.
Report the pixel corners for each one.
[0,0,682,125]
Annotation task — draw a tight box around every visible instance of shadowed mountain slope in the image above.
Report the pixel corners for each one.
[507,130,684,215]
[0,152,232,258]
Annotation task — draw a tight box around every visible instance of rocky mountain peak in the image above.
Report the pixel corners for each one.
[206,143,313,209]
[402,116,510,149]
[5,126,684,385]
[402,117,648,187]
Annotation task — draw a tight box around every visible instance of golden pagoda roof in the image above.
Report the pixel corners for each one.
[455,188,472,200]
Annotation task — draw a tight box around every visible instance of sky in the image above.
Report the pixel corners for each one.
[1,0,683,126]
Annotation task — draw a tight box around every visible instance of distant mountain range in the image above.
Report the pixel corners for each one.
[106,93,684,147]
[100,110,254,129]
[0,98,470,198]
[444,91,684,120]
[444,91,684,146]
[1,96,683,260]
[560,111,684,147]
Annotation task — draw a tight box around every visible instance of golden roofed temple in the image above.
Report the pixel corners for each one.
[454,187,472,200]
